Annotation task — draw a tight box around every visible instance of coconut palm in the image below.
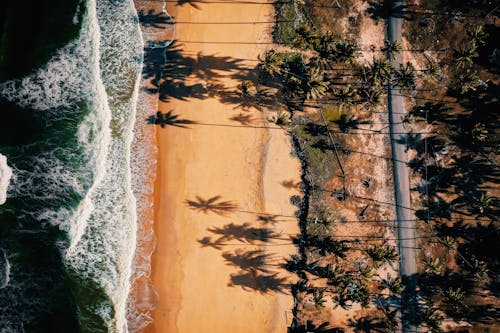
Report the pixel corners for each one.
[394,62,416,90]
[440,236,457,253]
[269,109,291,127]
[335,40,357,64]
[305,66,329,100]
[456,69,480,94]
[315,32,339,59]
[358,85,383,109]
[382,40,402,59]
[356,263,373,280]
[313,289,327,309]
[421,307,444,333]
[380,306,399,331]
[331,86,355,114]
[467,25,488,46]
[454,41,478,68]
[471,259,489,279]
[445,287,467,314]
[473,192,494,215]
[425,61,442,81]
[379,273,404,296]
[327,265,347,286]
[365,244,398,268]
[284,75,304,98]
[352,281,371,308]
[292,22,317,50]
[239,80,257,98]
[333,283,352,310]
[471,123,488,142]
[368,58,393,85]
[423,256,444,275]
[258,50,284,77]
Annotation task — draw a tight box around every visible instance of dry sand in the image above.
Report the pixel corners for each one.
[143,1,301,332]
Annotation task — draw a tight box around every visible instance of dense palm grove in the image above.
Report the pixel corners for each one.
[236,0,498,331]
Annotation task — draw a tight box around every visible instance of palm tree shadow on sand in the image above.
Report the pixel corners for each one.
[147,110,198,128]
[222,249,275,274]
[228,269,288,294]
[185,195,238,216]
[206,222,286,243]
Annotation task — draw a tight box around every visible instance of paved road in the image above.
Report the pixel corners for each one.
[387,0,418,331]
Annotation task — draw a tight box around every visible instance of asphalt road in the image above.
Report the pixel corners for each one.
[387,0,418,331]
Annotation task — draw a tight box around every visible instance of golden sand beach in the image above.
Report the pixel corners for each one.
[142,1,301,332]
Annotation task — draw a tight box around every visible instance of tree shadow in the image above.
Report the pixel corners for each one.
[138,9,174,29]
[348,315,387,333]
[177,0,201,10]
[147,110,198,128]
[206,222,286,244]
[222,248,275,273]
[281,179,301,190]
[332,115,373,133]
[198,236,226,250]
[366,0,414,20]
[185,195,238,215]
[410,102,454,125]
[289,321,343,333]
[228,269,288,294]
[257,214,280,225]
[158,41,249,102]
[142,41,167,94]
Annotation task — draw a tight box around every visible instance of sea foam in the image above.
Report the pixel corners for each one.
[0,154,12,205]
[0,0,143,331]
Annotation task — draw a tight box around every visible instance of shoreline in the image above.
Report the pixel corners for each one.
[142,1,301,332]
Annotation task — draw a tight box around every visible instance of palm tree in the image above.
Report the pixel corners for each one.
[471,259,488,280]
[445,287,467,315]
[382,40,402,59]
[352,281,371,308]
[305,66,329,100]
[313,289,327,309]
[439,236,457,253]
[423,256,444,275]
[269,109,291,127]
[365,244,398,268]
[467,25,488,46]
[315,32,339,59]
[331,86,355,114]
[367,58,393,85]
[333,283,352,310]
[356,263,373,281]
[358,85,383,109]
[380,306,399,331]
[473,192,494,215]
[327,265,347,286]
[456,69,480,94]
[421,307,444,333]
[454,41,478,68]
[425,61,442,81]
[379,273,404,296]
[239,80,257,98]
[335,40,357,64]
[471,123,488,142]
[394,62,416,90]
[285,75,304,98]
[258,50,284,77]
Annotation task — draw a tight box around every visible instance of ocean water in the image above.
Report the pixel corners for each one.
[0,0,147,331]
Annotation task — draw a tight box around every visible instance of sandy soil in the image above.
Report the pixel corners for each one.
[142,1,301,333]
